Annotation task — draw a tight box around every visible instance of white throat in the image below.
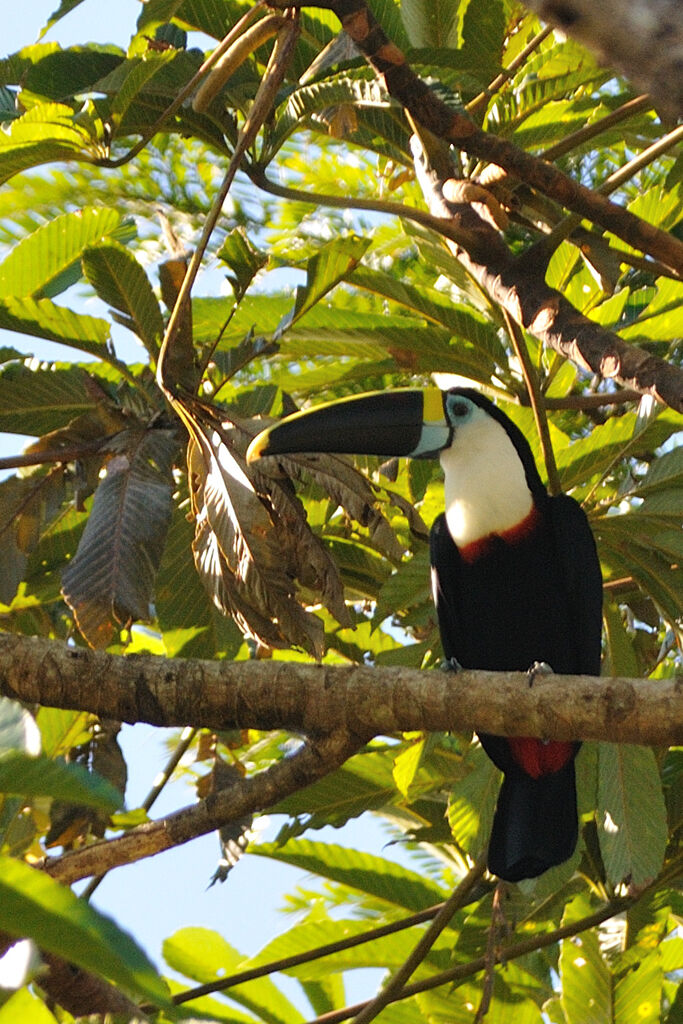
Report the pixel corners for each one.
[440,414,534,548]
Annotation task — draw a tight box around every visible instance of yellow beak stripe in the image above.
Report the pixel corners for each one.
[422,387,446,424]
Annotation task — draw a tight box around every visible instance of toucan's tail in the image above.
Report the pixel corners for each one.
[487,760,578,882]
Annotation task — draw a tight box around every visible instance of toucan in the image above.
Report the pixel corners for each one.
[247,387,603,881]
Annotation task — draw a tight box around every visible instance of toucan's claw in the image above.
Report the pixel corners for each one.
[441,656,464,673]
[526,661,553,687]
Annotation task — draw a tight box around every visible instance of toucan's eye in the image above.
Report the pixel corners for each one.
[450,401,470,418]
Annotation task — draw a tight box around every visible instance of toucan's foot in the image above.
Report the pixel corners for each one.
[441,656,463,673]
[526,661,553,687]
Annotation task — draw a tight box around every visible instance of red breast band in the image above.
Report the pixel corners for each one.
[459,503,542,564]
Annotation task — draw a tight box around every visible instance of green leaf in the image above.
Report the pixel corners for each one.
[218,228,269,301]
[614,952,663,1024]
[374,548,432,623]
[0,102,93,185]
[401,0,459,48]
[0,751,122,810]
[271,750,399,838]
[597,744,667,887]
[163,926,305,1024]
[0,207,130,300]
[0,988,59,1023]
[447,743,499,859]
[251,839,447,911]
[634,447,683,496]
[560,896,612,1024]
[81,242,164,354]
[347,265,506,362]
[0,296,111,358]
[23,47,123,101]
[39,0,87,39]
[0,855,169,1006]
[110,51,179,121]
[276,235,371,336]
[247,916,449,981]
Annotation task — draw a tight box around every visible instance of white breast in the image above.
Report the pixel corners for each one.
[440,413,533,548]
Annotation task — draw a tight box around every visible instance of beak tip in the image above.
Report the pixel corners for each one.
[246,432,269,464]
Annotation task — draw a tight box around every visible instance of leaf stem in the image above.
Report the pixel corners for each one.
[502,308,561,495]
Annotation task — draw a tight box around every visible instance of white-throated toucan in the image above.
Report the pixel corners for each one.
[247,387,603,881]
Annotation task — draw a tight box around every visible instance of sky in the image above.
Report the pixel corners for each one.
[1,2,412,1011]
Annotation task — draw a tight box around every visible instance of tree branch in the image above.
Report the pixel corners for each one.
[0,635,679,749]
[266,0,683,275]
[43,728,361,886]
[410,137,683,412]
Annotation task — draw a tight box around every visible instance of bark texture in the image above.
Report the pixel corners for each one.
[1,634,679,747]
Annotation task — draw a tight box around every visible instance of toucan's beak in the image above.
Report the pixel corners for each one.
[246,388,452,463]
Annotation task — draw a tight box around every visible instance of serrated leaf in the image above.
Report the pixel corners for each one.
[272,750,399,838]
[275,235,371,337]
[401,0,459,48]
[447,743,499,858]
[0,855,169,1006]
[374,548,432,624]
[0,297,111,359]
[81,242,164,354]
[110,51,178,120]
[23,46,123,101]
[62,428,176,648]
[39,0,87,38]
[392,736,426,799]
[597,744,667,887]
[0,207,127,300]
[247,916,449,982]
[634,448,683,496]
[251,839,447,911]
[0,102,93,185]
[347,265,506,363]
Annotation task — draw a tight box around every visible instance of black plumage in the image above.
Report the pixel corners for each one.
[248,385,604,881]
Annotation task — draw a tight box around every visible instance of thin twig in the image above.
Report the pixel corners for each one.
[598,123,683,196]
[541,95,652,163]
[104,3,266,169]
[535,121,683,261]
[305,897,632,1024]
[172,898,453,1005]
[466,26,552,118]
[502,308,561,495]
[81,727,198,901]
[157,13,300,401]
[350,854,487,1024]
[0,438,113,471]
[474,882,507,1023]
[531,389,641,410]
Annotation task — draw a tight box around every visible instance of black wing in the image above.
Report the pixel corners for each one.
[547,494,603,677]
